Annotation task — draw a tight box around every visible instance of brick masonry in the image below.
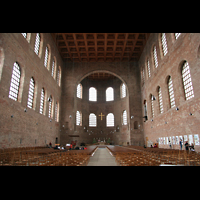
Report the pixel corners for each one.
[0,33,63,148]
[139,33,200,152]
[1,33,200,152]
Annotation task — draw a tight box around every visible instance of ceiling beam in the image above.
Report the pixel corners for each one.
[72,33,81,62]
[128,33,140,61]
[121,33,129,61]
[62,33,73,61]
[83,33,89,62]
[104,33,107,62]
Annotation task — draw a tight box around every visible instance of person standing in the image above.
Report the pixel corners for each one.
[179,139,182,150]
[185,141,189,151]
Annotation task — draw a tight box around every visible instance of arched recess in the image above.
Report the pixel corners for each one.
[76,70,129,97]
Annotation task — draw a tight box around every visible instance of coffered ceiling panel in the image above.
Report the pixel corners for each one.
[51,33,150,62]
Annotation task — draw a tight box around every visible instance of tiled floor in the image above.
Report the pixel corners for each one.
[87,147,117,166]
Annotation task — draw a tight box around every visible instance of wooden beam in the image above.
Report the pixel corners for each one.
[62,33,73,61]
[121,33,129,61]
[128,33,140,61]
[104,33,107,62]
[72,33,81,62]
[94,33,97,62]
[83,33,89,62]
[113,33,118,61]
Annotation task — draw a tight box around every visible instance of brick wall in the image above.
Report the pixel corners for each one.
[139,33,200,152]
[0,33,63,148]
[60,61,144,146]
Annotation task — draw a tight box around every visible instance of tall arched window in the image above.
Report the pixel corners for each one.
[158,86,164,114]
[161,33,168,56]
[9,62,21,101]
[57,66,61,86]
[147,58,151,78]
[89,87,97,101]
[21,33,27,38]
[89,113,97,127]
[106,113,114,127]
[153,45,158,68]
[55,101,59,122]
[48,95,53,118]
[106,87,114,101]
[76,111,82,126]
[34,33,41,55]
[150,94,154,118]
[39,88,45,114]
[175,33,181,40]
[51,58,57,79]
[121,83,126,98]
[77,83,82,99]
[27,77,35,109]
[122,110,127,125]
[182,61,194,100]
[168,76,175,108]
[44,46,49,68]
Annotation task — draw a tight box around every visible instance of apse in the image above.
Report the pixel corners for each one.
[73,71,130,145]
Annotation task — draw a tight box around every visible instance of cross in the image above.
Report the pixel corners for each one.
[98,112,105,121]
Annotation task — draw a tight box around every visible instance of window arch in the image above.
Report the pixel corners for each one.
[39,88,45,114]
[57,66,61,86]
[0,47,4,82]
[48,95,53,119]
[51,57,57,79]
[34,33,41,55]
[106,87,114,101]
[21,33,27,39]
[161,33,168,56]
[44,45,51,69]
[147,58,151,78]
[175,33,181,40]
[89,87,97,101]
[168,76,175,108]
[76,111,82,126]
[9,62,21,101]
[141,67,145,86]
[121,83,126,98]
[89,113,97,127]
[55,101,59,122]
[27,77,35,109]
[150,94,154,118]
[106,113,114,127]
[153,45,158,68]
[77,83,82,99]
[122,110,127,125]
[158,86,164,114]
[182,61,194,100]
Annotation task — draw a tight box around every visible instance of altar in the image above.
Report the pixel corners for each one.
[98,141,106,145]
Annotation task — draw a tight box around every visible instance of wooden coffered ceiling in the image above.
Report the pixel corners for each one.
[51,33,150,62]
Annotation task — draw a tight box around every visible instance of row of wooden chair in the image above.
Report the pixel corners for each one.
[107,146,200,166]
[0,146,98,166]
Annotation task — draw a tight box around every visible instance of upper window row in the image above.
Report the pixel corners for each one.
[77,83,127,101]
[8,62,60,122]
[21,33,61,87]
[142,33,182,84]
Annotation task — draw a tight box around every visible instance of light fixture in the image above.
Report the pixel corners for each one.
[24,108,27,112]
[11,115,14,118]
[69,115,72,119]
[131,116,134,119]
[189,112,193,116]
[176,107,179,111]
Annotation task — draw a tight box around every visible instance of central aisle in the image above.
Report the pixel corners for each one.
[87,147,117,166]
